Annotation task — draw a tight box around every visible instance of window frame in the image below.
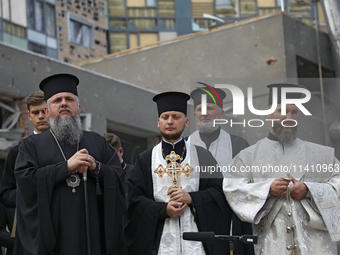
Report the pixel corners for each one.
[27,0,56,37]
[67,13,95,49]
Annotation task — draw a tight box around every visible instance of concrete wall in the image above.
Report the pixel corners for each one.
[0,42,160,139]
[80,14,289,93]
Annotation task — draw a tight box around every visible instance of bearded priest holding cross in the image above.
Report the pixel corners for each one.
[125,92,233,255]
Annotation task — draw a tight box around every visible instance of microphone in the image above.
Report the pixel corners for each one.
[183,232,258,244]
[183,232,215,243]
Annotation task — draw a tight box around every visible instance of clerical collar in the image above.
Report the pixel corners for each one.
[162,138,186,162]
[162,137,183,148]
[199,127,221,150]
[33,130,39,135]
[267,132,279,141]
[121,160,127,170]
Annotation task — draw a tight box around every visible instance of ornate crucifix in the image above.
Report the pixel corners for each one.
[154,151,192,190]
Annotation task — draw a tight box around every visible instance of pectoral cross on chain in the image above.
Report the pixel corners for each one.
[154,151,192,190]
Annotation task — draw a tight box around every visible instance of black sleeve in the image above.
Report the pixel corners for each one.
[0,202,14,250]
[230,134,249,158]
[125,150,165,255]
[0,145,19,208]
[190,146,233,255]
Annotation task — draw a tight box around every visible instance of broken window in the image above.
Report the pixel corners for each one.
[69,15,94,48]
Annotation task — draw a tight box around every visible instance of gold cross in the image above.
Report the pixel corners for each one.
[154,151,192,190]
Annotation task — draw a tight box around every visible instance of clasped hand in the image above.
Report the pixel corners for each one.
[67,148,96,173]
[270,178,308,200]
[166,188,192,218]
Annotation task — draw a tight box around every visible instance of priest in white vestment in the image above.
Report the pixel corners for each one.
[189,86,254,255]
[126,92,233,255]
[223,83,340,255]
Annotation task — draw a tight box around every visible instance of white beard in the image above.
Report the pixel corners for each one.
[196,120,219,134]
[50,114,83,145]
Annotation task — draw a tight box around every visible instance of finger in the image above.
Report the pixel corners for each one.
[167,189,175,195]
[170,191,181,198]
[171,194,182,201]
[79,148,89,153]
[179,204,188,212]
[86,154,95,162]
[169,201,183,207]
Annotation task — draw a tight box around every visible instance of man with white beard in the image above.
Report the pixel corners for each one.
[223,83,340,255]
[14,73,127,255]
[189,87,254,255]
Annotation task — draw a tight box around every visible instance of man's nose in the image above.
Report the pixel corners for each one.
[285,112,293,119]
[38,111,45,119]
[60,98,68,107]
[167,117,174,124]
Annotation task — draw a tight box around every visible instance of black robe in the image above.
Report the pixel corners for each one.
[199,129,254,255]
[125,140,232,255]
[14,131,127,255]
[0,145,18,255]
[122,161,133,185]
[0,201,15,255]
[0,144,19,208]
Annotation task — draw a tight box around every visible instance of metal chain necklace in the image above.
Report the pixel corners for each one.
[50,130,80,193]
[162,146,186,163]
[282,173,299,255]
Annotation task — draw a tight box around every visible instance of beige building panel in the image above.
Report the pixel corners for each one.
[127,0,146,7]
[109,7,126,16]
[240,3,256,12]
[129,33,138,49]
[110,33,128,45]
[191,0,214,3]
[318,2,325,24]
[257,0,275,7]
[192,2,214,17]
[139,33,158,47]
[11,0,27,26]
[1,0,10,20]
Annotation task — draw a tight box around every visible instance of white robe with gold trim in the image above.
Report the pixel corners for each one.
[152,141,205,255]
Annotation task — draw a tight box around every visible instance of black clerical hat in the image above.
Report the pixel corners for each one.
[39,73,79,100]
[190,85,226,109]
[267,83,305,105]
[153,92,190,116]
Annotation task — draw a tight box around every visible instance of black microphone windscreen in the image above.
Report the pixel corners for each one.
[182,232,215,243]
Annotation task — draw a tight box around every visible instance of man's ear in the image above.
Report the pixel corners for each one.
[267,107,271,119]
[157,118,160,128]
[219,109,225,118]
[28,111,32,121]
[44,106,49,116]
[185,118,189,128]
[118,147,124,158]
[78,104,81,114]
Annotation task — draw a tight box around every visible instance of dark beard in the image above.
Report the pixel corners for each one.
[50,114,83,146]
[273,122,297,143]
[160,130,183,141]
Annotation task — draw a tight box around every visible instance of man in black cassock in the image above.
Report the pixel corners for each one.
[0,91,50,254]
[189,87,254,255]
[125,92,232,255]
[14,74,126,255]
[103,132,133,185]
[1,91,50,208]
